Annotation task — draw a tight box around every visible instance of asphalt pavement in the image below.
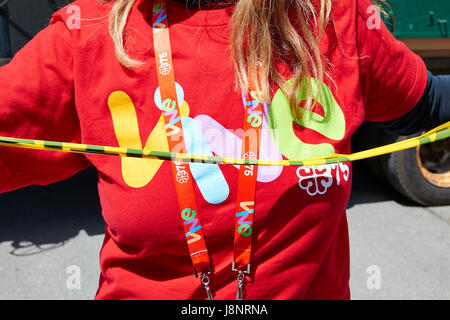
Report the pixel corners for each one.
[0,162,449,300]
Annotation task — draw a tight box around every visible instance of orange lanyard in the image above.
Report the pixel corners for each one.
[152,0,263,300]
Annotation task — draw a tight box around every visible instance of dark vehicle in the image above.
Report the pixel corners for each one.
[0,0,449,205]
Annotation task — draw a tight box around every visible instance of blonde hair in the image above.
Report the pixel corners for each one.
[106,0,384,117]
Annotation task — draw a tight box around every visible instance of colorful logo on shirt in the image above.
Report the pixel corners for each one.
[107,78,347,202]
[108,84,230,205]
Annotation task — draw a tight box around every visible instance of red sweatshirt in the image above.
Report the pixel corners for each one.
[0,0,427,299]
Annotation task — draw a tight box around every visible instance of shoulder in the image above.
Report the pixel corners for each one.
[354,0,382,22]
[50,0,113,32]
[331,0,376,23]
[330,0,389,47]
[48,0,115,49]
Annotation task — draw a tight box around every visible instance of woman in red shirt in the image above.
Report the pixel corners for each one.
[0,0,448,299]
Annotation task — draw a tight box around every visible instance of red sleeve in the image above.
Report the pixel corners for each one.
[357,0,428,122]
[0,16,90,194]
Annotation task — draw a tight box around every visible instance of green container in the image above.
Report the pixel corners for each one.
[386,0,450,38]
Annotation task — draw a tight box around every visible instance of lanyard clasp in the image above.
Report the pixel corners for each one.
[201,273,213,301]
[231,262,251,274]
[236,271,245,300]
[195,264,214,300]
[232,262,251,300]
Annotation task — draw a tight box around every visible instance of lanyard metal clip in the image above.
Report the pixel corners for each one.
[194,264,213,278]
[231,262,251,274]
[201,273,213,301]
[195,264,214,300]
[232,262,250,300]
[236,271,245,300]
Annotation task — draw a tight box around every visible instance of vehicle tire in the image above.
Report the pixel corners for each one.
[356,123,450,206]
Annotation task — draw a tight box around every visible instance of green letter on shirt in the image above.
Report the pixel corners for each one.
[268,78,346,160]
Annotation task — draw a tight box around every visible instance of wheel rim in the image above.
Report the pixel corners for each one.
[417,138,450,188]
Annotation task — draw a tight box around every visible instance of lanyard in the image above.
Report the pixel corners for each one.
[151,0,263,300]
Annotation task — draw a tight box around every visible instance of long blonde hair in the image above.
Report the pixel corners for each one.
[106,0,384,117]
